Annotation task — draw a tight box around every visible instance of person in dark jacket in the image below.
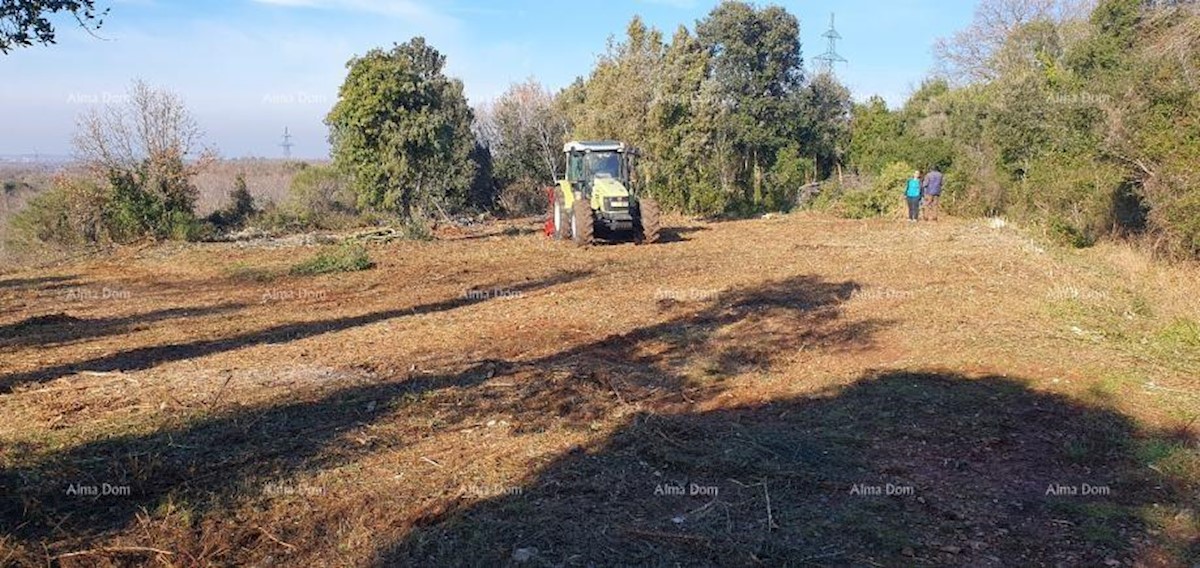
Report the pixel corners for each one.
[905,170,922,222]
[922,167,943,221]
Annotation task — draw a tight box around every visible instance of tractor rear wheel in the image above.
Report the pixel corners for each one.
[638,198,661,244]
[572,198,594,246]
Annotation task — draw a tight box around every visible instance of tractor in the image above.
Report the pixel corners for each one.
[545,140,661,245]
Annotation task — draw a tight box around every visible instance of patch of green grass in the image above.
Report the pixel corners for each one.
[290,243,374,276]
[1157,319,1200,351]
[1128,294,1154,318]
[1135,438,1200,482]
[1085,373,1134,404]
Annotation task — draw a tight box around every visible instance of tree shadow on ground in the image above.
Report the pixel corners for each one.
[382,371,1200,567]
[0,303,249,349]
[0,274,878,565]
[0,270,593,393]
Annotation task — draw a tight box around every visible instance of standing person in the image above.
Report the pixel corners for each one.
[922,166,943,221]
[905,170,922,222]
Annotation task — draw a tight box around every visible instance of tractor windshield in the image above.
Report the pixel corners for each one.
[586,152,622,180]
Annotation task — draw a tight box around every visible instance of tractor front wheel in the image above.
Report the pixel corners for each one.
[638,198,661,244]
[572,198,594,246]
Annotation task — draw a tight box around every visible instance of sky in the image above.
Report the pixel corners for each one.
[1,0,977,159]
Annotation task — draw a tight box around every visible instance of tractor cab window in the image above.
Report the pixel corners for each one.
[568,153,585,182]
[587,151,622,180]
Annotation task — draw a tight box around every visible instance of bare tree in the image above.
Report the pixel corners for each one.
[934,0,1096,83]
[476,79,569,183]
[73,80,213,209]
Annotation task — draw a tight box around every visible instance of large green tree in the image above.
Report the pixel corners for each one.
[569,16,665,151]
[696,1,806,206]
[646,25,723,213]
[326,37,476,218]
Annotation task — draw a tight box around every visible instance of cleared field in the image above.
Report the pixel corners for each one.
[1,213,1197,566]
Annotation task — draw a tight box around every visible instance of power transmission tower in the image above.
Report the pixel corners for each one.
[280,127,294,159]
[814,13,847,75]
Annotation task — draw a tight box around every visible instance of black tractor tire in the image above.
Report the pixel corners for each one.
[638,198,662,244]
[572,197,594,246]
[553,189,570,240]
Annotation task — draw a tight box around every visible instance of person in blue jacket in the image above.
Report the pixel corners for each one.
[905,170,922,222]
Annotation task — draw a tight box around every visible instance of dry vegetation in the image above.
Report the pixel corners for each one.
[192,159,313,217]
[0,212,1197,566]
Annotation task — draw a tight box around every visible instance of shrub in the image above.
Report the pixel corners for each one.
[834,161,911,219]
[7,176,110,248]
[290,242,374,276]
[105,164,202,243]
[275,165,358,230]
[496,178,548,217]
[765,143,813,212]
[207,174,257,231]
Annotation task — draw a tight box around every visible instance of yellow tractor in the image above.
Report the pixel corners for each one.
[546,141,660,245]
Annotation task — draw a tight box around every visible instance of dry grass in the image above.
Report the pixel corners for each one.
[192,159,317,216]
[0,212,1196,566]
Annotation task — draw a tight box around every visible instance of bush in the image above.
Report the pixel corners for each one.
[268,165,359,230]
[105,164,201,243]
[207,174,257,231]
[7,176,110,248]
[765,144,812,212]
[496,178,548,217]
[834,161,911,219]
[290,242,374,276]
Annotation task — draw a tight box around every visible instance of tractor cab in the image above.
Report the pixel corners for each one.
[565,140,637,192]
[547,140,660,246]
[563,141,637,232]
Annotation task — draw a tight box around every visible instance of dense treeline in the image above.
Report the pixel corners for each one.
[478,5,852,217]
[851,0,1200,258]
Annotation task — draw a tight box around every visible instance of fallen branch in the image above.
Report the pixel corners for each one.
[420,456,443,468]
[258,526,296,550]
[52,546,174,560]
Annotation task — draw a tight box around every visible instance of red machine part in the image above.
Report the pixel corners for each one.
[544,186,557,237]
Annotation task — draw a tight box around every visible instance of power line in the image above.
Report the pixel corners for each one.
[813,13,847,75]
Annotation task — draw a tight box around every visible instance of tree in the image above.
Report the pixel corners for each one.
[848,96,902,175]
[802,72,853,179]
[568,16,665,151]
[326,37,476,219]
[697,1,806,206]
[476,80,569,187]
[474,79,570,215]
[933,0,1088,83]
[73,79,210,240]
[646,25,723,213]
[0,0,107,53]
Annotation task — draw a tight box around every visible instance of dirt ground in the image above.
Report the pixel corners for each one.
[1,212,1198,566]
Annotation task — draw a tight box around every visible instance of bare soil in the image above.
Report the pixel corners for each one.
[1,213,1197,566]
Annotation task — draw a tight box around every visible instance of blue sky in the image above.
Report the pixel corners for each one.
[1,0,976,159]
